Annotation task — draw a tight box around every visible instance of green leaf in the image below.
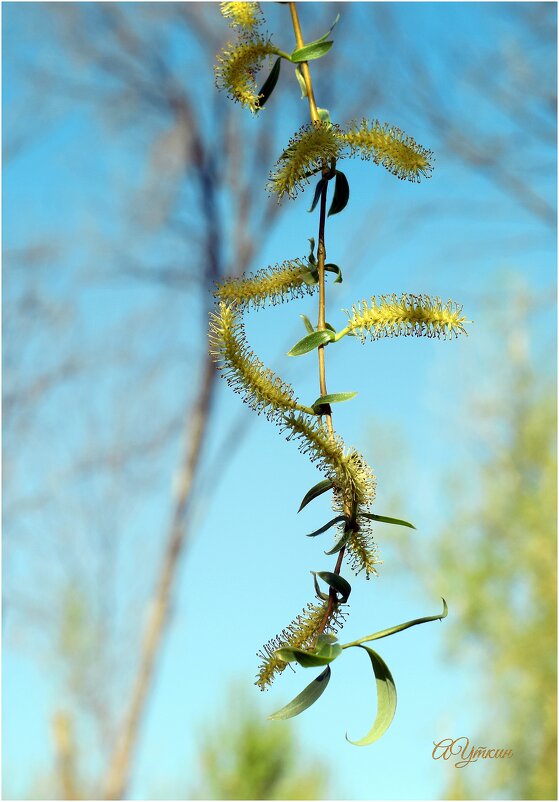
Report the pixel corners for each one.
[306,516,347,538]
[295,64,307,98]
[312,392,357,412]
[298,479,333,512]
[324,263,343,283]
[308,178,327,213]
[291,40,333,63]
[308,237,316,264]
[268,666,331,720]
[315,12,340,44]
[317,632,338,646]
[346,646,397,745]
[324,528,352,555]
[317,107,332,125]
[360,513,416,529]
[317,571,351,602]
[301,269,319,286]
[287,329,335,357]
[342,599,448,648]
[275,642,342,668]
[311,571,329,601]
[300,314,314,334]
[328,170,350,216]
[324,322,336,332]
[256,57,281,110]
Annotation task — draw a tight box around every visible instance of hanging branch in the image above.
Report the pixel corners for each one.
[211,1,468,743]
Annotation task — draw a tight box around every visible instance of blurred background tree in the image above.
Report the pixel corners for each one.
[190,687,330,801]
[3,3,555,800]
[386,283,556,800]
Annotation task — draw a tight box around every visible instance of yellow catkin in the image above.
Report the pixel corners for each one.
[255,599,346,690]
[214,258,317,309]
[209,303,310,419]
[282,414,376,508]
[269,123,342,200]
[220,1,262,31]
[340,119,433,182]
[346,518,381,579]
[347,293,468,341]
[215,36,278,113]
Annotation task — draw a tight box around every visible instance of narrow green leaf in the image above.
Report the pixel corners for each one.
[291,40,333,63]
[308,237,316,265]
[324,528,352,556]
[300,314,314,334]
[312,392,357,412]
[311,571,329,601]
[317,571,351,602]
[287,329,334,357]
[308,178,327,213]
[268,666,331,720]
[360,513,416,529]
[298,479,333,512]
[324,322,336,333]
[256,57,281,110]
[315,13,340,44]
[346,646,397,745]
[324,263,343,283]
[307,516,346,538]
[275,642,342,668]
[295,64,307,98]
[328,170,350,216]
[342,599,448,649]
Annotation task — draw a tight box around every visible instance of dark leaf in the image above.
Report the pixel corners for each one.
[328,170,350,216]
[256,57,281,110]
[360,513,416,530]
[309,178,327,213]
[317,571,351,602]
[298,479,334,512]
[306,516,347,537]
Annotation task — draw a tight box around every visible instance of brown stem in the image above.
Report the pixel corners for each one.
[103,355,216,800]
[288,2,344,637]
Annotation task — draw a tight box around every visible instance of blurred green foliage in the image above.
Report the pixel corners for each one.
[190,686,330,800]
[442,372,556,800]
[429,290,557,800]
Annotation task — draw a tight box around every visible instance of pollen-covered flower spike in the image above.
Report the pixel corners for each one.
[345,293,468,341]
[269,123,342,200]
[340,119,433,182]
[215,35,279,113]
[214,258,317,310]
[256,598,347,690]
[220,2,263,32]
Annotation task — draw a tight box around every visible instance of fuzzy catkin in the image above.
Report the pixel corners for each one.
[347,293,468,342]
[209,303,309,419]
[256,599,346,690]
[220,1,262,31]
[268,123,342,200]
[215,36,278,113]
[214,258,317,309]
[340,119,433,182]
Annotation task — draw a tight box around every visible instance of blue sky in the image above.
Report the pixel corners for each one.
[3,2,556,800]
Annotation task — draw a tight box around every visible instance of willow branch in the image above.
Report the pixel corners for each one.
[288,2,344,636]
